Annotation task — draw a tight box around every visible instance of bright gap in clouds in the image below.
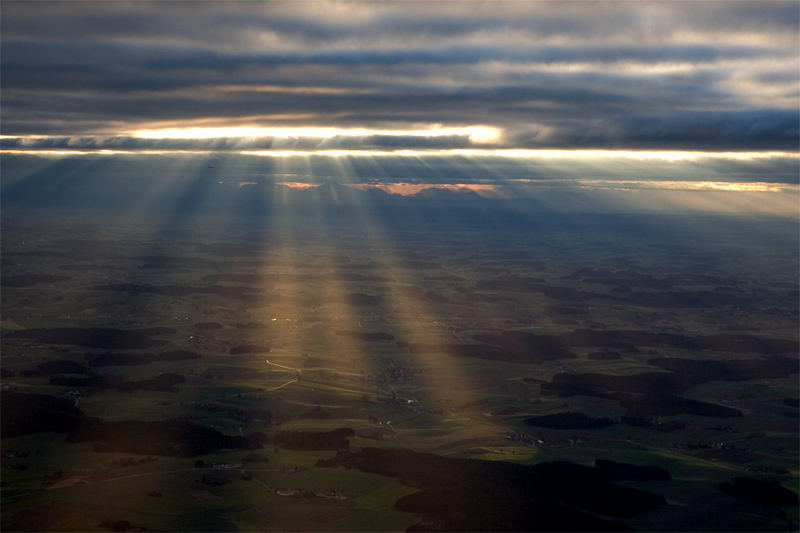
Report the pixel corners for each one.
[237,149,797,161]
[130,125,503,144]
[576,180,796,192]
[2,148,797,162]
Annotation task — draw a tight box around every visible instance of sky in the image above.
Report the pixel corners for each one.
[1,1,798,211]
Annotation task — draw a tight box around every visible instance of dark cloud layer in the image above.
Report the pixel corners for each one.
[0,134,477,151]
[1,1,798,151]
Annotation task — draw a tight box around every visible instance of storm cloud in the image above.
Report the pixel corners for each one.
[2,1,798,151]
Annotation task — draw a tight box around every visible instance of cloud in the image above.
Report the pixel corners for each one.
[4,105,796,152]
[1,1,797,153]
[0,133,482,151]
[504,110,800,151]
[3,2,796,48]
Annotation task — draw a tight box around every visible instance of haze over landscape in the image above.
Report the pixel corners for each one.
[1,1,798,532]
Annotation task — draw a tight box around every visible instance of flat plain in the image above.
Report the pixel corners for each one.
[2,209,798,531]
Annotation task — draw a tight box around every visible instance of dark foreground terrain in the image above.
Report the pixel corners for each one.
[1,205,798,531]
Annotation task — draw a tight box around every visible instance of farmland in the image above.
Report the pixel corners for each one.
[2,209,798,531]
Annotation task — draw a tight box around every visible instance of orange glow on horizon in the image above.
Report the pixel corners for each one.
[350,182,501,197]
[576,179,796,192]
[277,181,323,189]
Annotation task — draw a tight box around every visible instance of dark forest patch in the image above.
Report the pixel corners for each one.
[524,412,615,430]
[57,263,124,271]
[195,322,223,331]
[475,275,548,292]
[543,356,798,403]
[402,331,579,363]
[2,274,71,287]
[566,269,673,289]
[648,356,799,382]
[542,372,686,397]
[624,290,753,308]
[138,262,181,270]
[3,504,91,533]
[298,406,333,419]
[138,254,241,268]
[546,305,589,316]
[587,350,622,360]
[274,428,354,450]
[395,286,450,303]
[69,419,265,456]
[541,286,590,301]
[720,477,798,507]
[158,350,201,361]
[5,250,70,258]
[398,260,438,270]
[475,276,599,302]
[235,321,270,329]
[229,344,270,355]
[86,353,155,366]
[86,350,200,366]
[336,272,388,282]
[36,359,89,375]
[1,391,85,437]
[542,373,745,417]
[474,331,576,360]
[318,448,666,531]
[95,283,262,301]
[423,274,464,282]
[345,293,382,306]
[335,331,394,342]
[694,448,764,464]
[595,459,671,481]
[620,394,743,418]
[5,327,174,350]
[50,372,186,393]
[1,391,265,455]
[561,329,797,355]
[497,259,546,270]
[405,342,565,365]
[192,401,272,424]
[463,292,511,302]
[201,273,262,283]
